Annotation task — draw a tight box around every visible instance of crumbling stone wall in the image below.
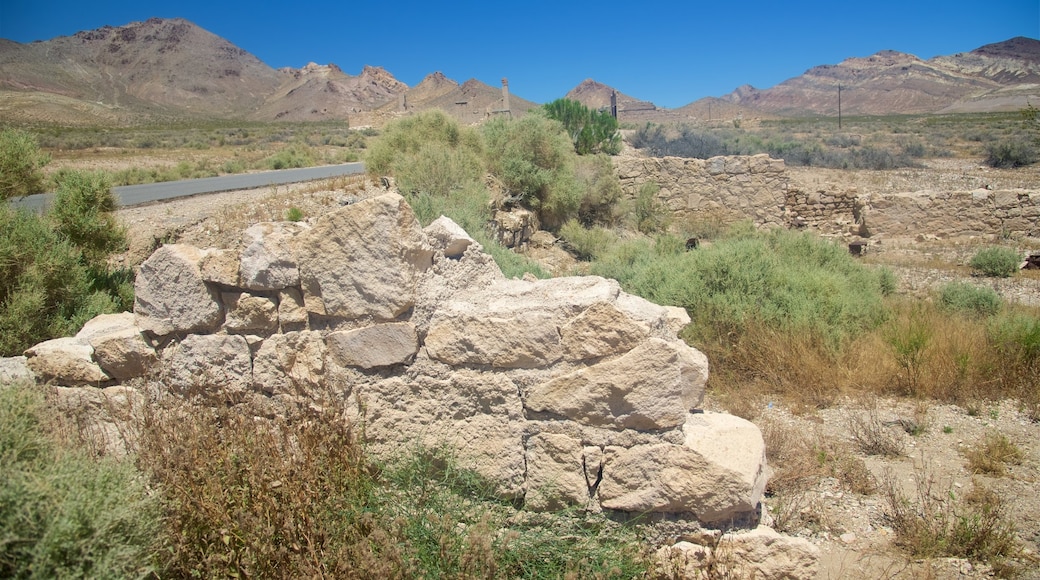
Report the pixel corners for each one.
[615,154,1040,240]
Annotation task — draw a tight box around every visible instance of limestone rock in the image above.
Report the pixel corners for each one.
[163,334,252,396]
[223,292,278,334]
[526,338,706,431]
[524,433,589,511]
[326,322,418,369]
[239,222,307,291]
[134,244,224,336]
[198,248,240,287]
[24,337,111,386]
[252,331,326,396]
[658,526,819,580]
[293,193,433,320]
[80,313,158,381]
[277,287,308,331]
[683,412,769,522]
[0,356,34,384]
[424,215,476,258]
[49,386,144,456]
[560,301,649,361]
[412,245,504,335]
[347,364,526,498]
[425,311,562,368]
[597,429,764,524]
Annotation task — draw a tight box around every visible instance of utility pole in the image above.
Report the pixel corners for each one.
[838,84,843,130]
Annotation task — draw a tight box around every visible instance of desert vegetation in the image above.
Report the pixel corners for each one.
[3,106,1040,577]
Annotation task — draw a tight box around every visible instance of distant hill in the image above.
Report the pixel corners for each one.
[1,18,1037,126]
[715,37,1040,116]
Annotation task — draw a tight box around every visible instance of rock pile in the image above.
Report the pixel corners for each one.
[18,193,788,555]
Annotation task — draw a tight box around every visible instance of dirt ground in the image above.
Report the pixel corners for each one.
[111,162,1040,580]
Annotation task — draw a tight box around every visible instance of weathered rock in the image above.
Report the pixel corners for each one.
[163,334,252,396]
[198,248,240,287]
[347,364,526,498]
[655,526,818,580]
[425,311,562,368]
[0,356,35,384]
[24,337,111,386]
[239,222,307,291]
[80,313,158,380]
[293,193,433,320]
[424,215,476,258]
[49,385,144,456]
[222,292,278,334]
[326,322,418,369]
[134,244,224,336]
[598,416,765,524]
[252,331,326,396]
[277,287,308,331]
[524,433,590,511]
[412,245,504,335]
[560,301,649,361]
[488,207,537,248]
[682,412,769,522]
[526,338,706,431]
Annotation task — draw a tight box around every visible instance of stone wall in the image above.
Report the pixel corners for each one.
[615,153,1040,241]
[21,192,768,527]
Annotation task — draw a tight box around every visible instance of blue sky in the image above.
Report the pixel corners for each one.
[2,0,1037,108]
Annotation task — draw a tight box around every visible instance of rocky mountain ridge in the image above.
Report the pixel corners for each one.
[1,17,1037,124]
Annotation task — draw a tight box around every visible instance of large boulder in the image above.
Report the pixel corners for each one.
[24,337,110,386]
[326,322,419,369]
[424,215,476,258]
[524,433,591,511]
[80,313,158,381]
[525,338,706,431]
[239,222,307,291]
[163,334,252,397]
[656,527,819,580]
[597,412,767,525]
[134,244,224,336]
[292,193,433,320]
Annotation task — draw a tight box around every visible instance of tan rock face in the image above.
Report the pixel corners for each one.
[222,292,278,334]
[82,312,158,380]
[526,338,705,431]
[326,322,418,369]
[252,331,326,397]
[163,334,252,397]
[524,433,589,511]
[425,311,563,368]
[239,221,306,291]
[658,526,819,580]
[134,244,224,336]
[293,193,433,320]
[24,337,111,386]
[560,301,649,361]
[424,215,476,258]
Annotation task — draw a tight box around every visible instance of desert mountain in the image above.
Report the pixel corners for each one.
[375,76,540,125]
[716,37,1040,116]
[256,63,408,122]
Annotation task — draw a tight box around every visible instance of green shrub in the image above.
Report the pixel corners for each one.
[969,247,1021,278]
[50,170,126,267]
[573,154,623,226]
[632,181,669,234]
[559,220,618,261]
[0,129,50,200]
[366,111,485,198]
[937,281,1002,317]
[0,384,164,578]
[483,114,581,230]
[263,143,316,170]
[542,98,621,155]
[592,227,889,349]
[985,139,1038,168]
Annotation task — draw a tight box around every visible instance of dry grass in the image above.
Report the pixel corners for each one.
[846,404,906,458]
[964,432,1024,476]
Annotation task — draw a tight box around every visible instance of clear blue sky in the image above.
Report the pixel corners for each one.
[2,0,1038,109]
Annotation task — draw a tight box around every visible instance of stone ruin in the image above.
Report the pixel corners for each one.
[13,192,819,578]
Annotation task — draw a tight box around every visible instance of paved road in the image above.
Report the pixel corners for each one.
[9,162,366,212]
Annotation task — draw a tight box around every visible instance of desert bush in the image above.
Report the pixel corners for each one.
[985,139,1038,168]
[964,432,1024,476]
[969,246,1021,278]
[573,153,623,226]
[50,170,126,267]
[0,128,50,200]
[938,281,1002,317]
[366,111,485,198]
[483,114,581,230]
[263,142,316,170]
[883,467,1019,567]
[137,392,646,578]
[559,220,618,261]
[0,383,164,578]
[846,405,905,457]
[542,98,621,155]
[987,312,1040,419]
[632,181,669,235]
